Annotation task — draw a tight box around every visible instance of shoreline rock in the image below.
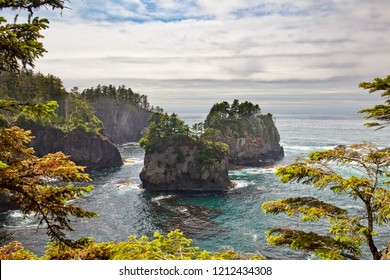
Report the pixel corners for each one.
[206,114,284,167]
[140,136,234,192]
[18,122,123,170]
[91,98,151,144]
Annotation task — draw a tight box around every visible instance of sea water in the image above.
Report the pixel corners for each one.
[0,114,389,259]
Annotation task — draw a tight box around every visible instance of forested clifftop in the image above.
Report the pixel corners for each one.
[0,72,123,170]
[81,85,162,144]
[201,100,284,167]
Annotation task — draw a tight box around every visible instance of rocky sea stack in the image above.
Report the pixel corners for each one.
[17,120,123,170]
[202,100,284,167]
[139,113,234,191]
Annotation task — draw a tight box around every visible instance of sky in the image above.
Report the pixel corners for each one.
[12,0,390,114]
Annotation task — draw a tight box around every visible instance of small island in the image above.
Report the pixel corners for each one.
[198,99,284,167]
[139,113,234,191]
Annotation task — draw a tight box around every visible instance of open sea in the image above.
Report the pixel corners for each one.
[0,113,389,259]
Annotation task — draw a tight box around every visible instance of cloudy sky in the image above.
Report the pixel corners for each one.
[23,0,390,114]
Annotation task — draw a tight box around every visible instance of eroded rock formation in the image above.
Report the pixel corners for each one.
[19,122,123,170]
[140,136,234,192]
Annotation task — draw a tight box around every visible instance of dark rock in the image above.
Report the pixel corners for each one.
[140,138,234,192]
[0,192,19,212]
[18,122,123,170]
[216,114,284,167]
[91,98,151,144]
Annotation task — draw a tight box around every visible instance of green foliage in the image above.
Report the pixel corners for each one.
[262,143,390,260]
[359,75,390,129]
[81,84,152,111]
[199,140,229,165]
[202,99,264,141]
[0,114,9,127]
[1,71,104,134]
[67,97,103,134]
[0,160,7,169]
[0,1,66,72]
[0,15,49,72]
[204,99,261,128]
[139,112,191,153]
[21,100,58,123]
[0,230,263,260]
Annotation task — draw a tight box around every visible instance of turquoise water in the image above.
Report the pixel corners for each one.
[0,114,389,259]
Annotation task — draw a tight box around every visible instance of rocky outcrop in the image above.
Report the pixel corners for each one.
[212,114,284,167]
[91,98,151,144]
[0,192,19,212]
[140,137,234,191]
[18,122,123,170]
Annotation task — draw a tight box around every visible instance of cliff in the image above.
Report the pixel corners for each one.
[225,114,284,166]
[91,98,151,144]
[140,137,234,191]
[17,121,123,170]
[205,114,284,167]
[139,113,234,191]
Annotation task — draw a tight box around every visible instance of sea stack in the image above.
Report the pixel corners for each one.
[139,113,234,191]
[203,100,284,167]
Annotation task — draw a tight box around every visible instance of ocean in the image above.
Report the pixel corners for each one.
[0,113,389,259]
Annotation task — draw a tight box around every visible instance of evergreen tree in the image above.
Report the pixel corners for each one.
[262,75,390,259]
[0,0,98,244]
[359,75,390,129]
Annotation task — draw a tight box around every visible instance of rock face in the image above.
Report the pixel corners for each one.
[91,99,151,144]
[0,192,19,212]
[216,114,284,167]
[140,138,234,191]
[19,122,123,170]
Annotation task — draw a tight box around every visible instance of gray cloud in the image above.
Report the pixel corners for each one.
[30,0,390,114]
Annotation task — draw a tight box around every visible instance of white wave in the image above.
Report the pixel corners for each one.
[2,224,39,229]
[230,167,278,177]
[8,210,36,220]
[2,210,40,228]
[117,142,140,148]
[151,195,175,202]
[175,206,189,214]
[284,145,336,151]
[246,167,277,174]
[9,210,25,219]
[118,183,140,190]
[113,178,142,190]
[232,180,249,189]
[122,157,144,165]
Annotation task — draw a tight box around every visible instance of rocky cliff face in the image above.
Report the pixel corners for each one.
[140,138,234,191]
[91,99,151,144]
[215,115,284,167]
[19,122,123,170]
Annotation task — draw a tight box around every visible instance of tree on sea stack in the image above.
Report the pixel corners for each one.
[262,143,390,260]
